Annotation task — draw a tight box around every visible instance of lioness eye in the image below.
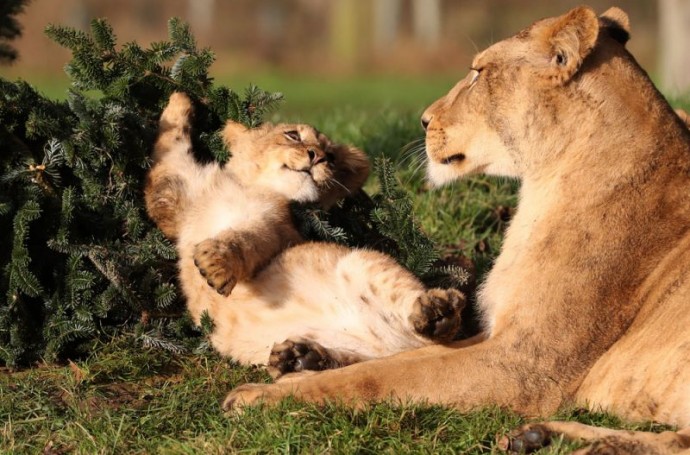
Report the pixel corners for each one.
[469,68,481,85]
[284,130,301,142]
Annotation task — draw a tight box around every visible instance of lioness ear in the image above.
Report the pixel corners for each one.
[599,7,630,45]
[539,6,599,84]
[222,121,248,146]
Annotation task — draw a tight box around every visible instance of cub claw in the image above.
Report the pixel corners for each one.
[411,288,465,342]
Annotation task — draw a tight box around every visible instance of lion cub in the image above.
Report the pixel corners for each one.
[145,93,464,376]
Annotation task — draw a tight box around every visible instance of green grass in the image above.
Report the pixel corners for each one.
[0,340,584,454]
[3,75,686,453]
[1,338,668,454]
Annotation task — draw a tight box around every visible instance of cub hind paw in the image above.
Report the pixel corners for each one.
[193,238,244,296]
[410,288,465,342]
[497,424,553,454]
[267,339,336,378]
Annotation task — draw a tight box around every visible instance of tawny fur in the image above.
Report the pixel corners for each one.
[223,6,690,450]
[145,93,465,375]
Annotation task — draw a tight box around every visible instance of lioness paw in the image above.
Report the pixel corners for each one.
[268,339,336,378]
[222,383,269,413]
[192,238,244,296]
[410,288,465,342]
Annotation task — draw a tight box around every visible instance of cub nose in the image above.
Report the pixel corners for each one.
[308,148,326,165]
[421,115,432,131]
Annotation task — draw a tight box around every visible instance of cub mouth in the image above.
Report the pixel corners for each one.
[282,163,330,183]
[282,164,313,175]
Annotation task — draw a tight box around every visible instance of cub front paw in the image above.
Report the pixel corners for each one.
[410,288,465,342]
[193,238,244,296]
[268,339,336,378]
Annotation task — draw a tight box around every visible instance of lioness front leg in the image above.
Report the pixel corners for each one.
[194,225,302,296]
[222,337,565,415]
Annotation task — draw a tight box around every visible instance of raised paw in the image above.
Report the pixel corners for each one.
[193,238,244,296]
[497,424,553,454]
[161,92,193,127]
[410,288,465,342]
[268,339,336,378]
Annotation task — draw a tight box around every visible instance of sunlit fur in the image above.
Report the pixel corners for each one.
[223,10,690,452]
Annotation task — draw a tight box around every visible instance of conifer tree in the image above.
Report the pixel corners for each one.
[0,18,284,366]
[0,18,469,367]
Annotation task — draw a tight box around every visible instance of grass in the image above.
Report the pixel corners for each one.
[0,340,591,454]
[0,338,668,454]
[3,74,686,453]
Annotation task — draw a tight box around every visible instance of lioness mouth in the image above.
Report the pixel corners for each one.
[441,153,466,165]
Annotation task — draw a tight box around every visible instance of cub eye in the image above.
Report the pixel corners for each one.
[283,130,301,142]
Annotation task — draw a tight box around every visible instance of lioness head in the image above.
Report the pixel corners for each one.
[422,6,633,185]
[223,121,369,206]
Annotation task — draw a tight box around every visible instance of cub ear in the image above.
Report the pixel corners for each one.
[317,132,370,209]
[222,120,248,146]
[538,6,599,84]
[599,7,630,45]
[676,108,690,128]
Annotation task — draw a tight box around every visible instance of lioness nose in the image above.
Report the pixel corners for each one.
[421,115,432,131]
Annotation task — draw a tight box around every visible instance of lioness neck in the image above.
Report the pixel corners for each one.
[484,45,690,350]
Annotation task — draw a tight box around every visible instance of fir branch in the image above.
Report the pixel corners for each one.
[7,200,45,299]
[292,204,350,244]
[370,157,439,276]
[139,328,187,355]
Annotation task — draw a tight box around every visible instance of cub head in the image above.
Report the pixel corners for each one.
[421,6,632,185]
[223,121,369,207]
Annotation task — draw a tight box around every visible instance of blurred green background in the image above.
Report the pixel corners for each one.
[4,0,686,118]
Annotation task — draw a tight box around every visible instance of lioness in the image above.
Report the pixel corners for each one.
[224,6,690,453]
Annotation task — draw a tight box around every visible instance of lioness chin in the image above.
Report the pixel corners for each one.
[224,6,690,453]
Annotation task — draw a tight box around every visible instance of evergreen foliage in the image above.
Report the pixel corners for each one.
[293,157,470,289]
[0,0,28,63]
[0,18,283,366]
[1,18,468,367]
